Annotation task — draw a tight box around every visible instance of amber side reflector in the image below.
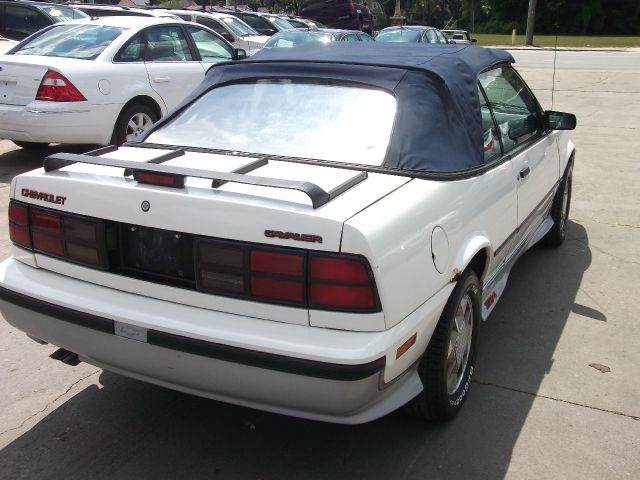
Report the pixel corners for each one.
[396,333,417,360]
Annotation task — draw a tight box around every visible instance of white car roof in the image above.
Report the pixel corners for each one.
[65,16,179,29]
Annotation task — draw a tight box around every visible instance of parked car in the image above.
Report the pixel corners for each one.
[225,11,294,36]
[0,34,16,53]
[67,4,183,21]
[164,9,269,55]
[0,0,88,41]
[0,43,576,424]
[299,0,374,35]
[376,25,449,44]
[263,28,374,48]
[442,29,477,44]
[0,16,245,149]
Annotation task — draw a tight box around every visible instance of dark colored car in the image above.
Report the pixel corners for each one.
[225,11,294,36]
[375,25,449,44]
[298,0,374,35]
[0,0,88,41]
[263,28,374,48]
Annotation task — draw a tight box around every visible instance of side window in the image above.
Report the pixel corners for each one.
[187,26,233,63]
[425,29,438,44]
[358,33,375,42]
[4,6,49,40]
[479,66,541,154]
[478,86,502,162]
[115,33,144,62]
[240,14,261,29]
[197,17,225,35]
[146,25,193,62]
[435,30,448,44]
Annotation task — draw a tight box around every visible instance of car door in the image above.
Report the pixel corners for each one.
[143,24,205,111]
[479,66,559,238]
[186,25,234,67]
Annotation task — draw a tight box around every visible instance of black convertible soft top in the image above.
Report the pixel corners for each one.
[144,43,514,174]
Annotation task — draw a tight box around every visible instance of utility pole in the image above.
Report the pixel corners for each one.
[525,0,537,45]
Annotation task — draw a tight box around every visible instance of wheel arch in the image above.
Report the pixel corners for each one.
[451,235,492,285]
[120,95,163,121]
[562,140,576,177]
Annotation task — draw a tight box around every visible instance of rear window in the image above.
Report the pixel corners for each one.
[264,31,334,48]
[147,80,397,166]
[11,24,124,60]
[376,29,421,42]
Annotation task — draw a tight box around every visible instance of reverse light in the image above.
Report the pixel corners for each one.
[36,70,87,102]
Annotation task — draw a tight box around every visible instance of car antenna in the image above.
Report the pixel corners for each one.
[551,28,558,110]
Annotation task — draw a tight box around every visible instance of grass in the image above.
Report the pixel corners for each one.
[472,33,640,48]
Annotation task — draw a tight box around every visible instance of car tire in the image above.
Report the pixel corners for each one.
[112,103,158,146]
[540,161,573,247]
[404,269,480,421]
[13,141,49,150]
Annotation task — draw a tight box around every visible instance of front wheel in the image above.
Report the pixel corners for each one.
[404,269,480,421]
[112,103,158,145]
[541,162,573,247]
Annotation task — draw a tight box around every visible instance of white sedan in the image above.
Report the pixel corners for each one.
[0,16,246,149]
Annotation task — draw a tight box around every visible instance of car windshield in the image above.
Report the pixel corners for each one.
[37,5,89,21]
[264,31,334,48]
[12,24,124,60]
[267,16,294,30]
[220,16,259,37]
[376,29,421,42]
[147,80,397,166]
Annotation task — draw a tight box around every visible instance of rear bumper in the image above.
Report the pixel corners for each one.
[0,101,120,145]
[0,258,425,423]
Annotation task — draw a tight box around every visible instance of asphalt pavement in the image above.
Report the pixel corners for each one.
[0,48,638,479]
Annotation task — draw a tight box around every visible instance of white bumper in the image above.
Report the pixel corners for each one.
[0,101,121,145]
[0,258,452,423]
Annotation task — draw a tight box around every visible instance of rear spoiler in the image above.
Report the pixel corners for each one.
[43,145,367,209]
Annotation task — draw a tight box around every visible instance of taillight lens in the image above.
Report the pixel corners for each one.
[36,70,87,102]
[309,254,379,312]
[8,201,107,269]
[8,201,31,249]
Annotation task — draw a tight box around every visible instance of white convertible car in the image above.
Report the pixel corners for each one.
[0,44,576,424]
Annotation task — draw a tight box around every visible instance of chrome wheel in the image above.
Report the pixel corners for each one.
[125,112,153,142]
[446,293,474,395]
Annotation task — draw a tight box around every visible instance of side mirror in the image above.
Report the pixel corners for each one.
[449,39,456,44]
[222,32,235,43]
[545,111,577,130]
[233,48,247,60]
[471,38,477,43]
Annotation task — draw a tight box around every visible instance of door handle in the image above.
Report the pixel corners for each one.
[519,167,531,179]
[153,76,170,83]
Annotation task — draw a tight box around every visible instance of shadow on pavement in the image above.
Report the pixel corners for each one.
[0,221,592,480]
[0,144,97,184]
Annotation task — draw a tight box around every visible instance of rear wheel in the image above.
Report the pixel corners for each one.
[113,103,158,145]
[404,269,480,421]
[13,141,49,150]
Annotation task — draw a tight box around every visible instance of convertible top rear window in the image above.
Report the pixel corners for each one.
[147,80,397,166]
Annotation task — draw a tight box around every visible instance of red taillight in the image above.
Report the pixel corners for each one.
[36,70,87,102]
[309,254,379,312]
[8,201,31,249]
[251,277,303,302]
[134,170,185,188]
[251,250,303,276]
[348,0,355,15]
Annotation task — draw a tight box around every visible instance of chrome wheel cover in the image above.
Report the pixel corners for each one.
[125,112,153,142]
[446,293,474,395]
